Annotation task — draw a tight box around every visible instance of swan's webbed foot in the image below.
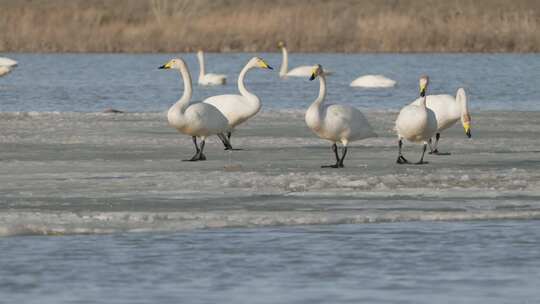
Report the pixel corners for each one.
[183,154,200,162]
[396,155,409,164]
[198,153,207,161]
[322,164,340,168]
[414,160,429,165]
[429,149,451,155]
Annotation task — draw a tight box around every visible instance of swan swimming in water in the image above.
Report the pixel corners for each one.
[395,75,438,164]
[278,42,331,78]
[197,50,227,86]
[203,57,273,149]
[350,75,396,88]
[409,88,472,155]
[159,57,231,161]
[305,64,376,168]
[0,57,17,67]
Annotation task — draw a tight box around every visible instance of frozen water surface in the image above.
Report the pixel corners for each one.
[0,110,539,235]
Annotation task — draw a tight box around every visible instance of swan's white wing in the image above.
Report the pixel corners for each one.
[286,66,315,77]
[203,94,251,128]
[410,94,460,131]
[199,73,227,85]
[322,104,376,142]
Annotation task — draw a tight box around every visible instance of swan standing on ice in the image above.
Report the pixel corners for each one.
[395,75,438,164]
[159,58,231,161]
[306,64,376,168]
[350,75,396,88]
[203,57,273,149]
[0,57,17,67]
[0,66,11,77]
[278,42,331,78]
[409,88,472,155]
[197,50,227,86]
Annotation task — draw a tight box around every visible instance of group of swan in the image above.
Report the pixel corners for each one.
[159,57,273,160]
[396,77,472,164]
[0,56,17,77]
[197,44,396,88]
[160,53,471,167]
[277,42,395,88]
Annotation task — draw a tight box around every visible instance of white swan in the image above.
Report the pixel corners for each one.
[0,66,11,77]
[395,75,438,164]
[203,57,273,149]
[197,50,226,86]
[278,42,331,78]
[0,57,17,67]
[350,75,396,88]
[159,57,231,161]
[306,64,376,168]
[410,88,471,154]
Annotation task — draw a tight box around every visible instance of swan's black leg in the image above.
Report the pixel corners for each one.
[218,133,233,150]
[397,139,409,164]
[196,139,207,161]
[184,136,200,161]
[338,146,348,168]
[223,131,243,150]
[429,133,441,154]
[415,143,429,165]
[322,143,340,168]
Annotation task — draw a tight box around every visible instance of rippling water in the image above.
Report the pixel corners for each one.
[1,53,539,112]
[1,53,540,303]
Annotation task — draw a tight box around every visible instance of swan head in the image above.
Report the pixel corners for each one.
[159,58,185,70]
[249,57,273,70]
[309,64,324,80]
[419,75,429,97]
[277,41,286,49]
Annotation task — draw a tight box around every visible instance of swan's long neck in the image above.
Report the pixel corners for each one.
[315,75,327,107]
[279,47,288,77]
[457,88,470,122]
[306,75,327,127]
[419,90,428,109]
[170,63,193,117]
[197,52,206,81]
[237,63,260,112]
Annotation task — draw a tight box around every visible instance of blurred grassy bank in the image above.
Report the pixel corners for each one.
[0,0,538,53]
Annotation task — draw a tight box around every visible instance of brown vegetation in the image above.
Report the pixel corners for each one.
[0,0,539,53]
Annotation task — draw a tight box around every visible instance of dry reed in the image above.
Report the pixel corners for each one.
[0,0,538,52]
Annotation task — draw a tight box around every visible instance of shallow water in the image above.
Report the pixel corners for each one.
[1,54,540,302]
[2,221,540,304]
[1,53,539,112]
